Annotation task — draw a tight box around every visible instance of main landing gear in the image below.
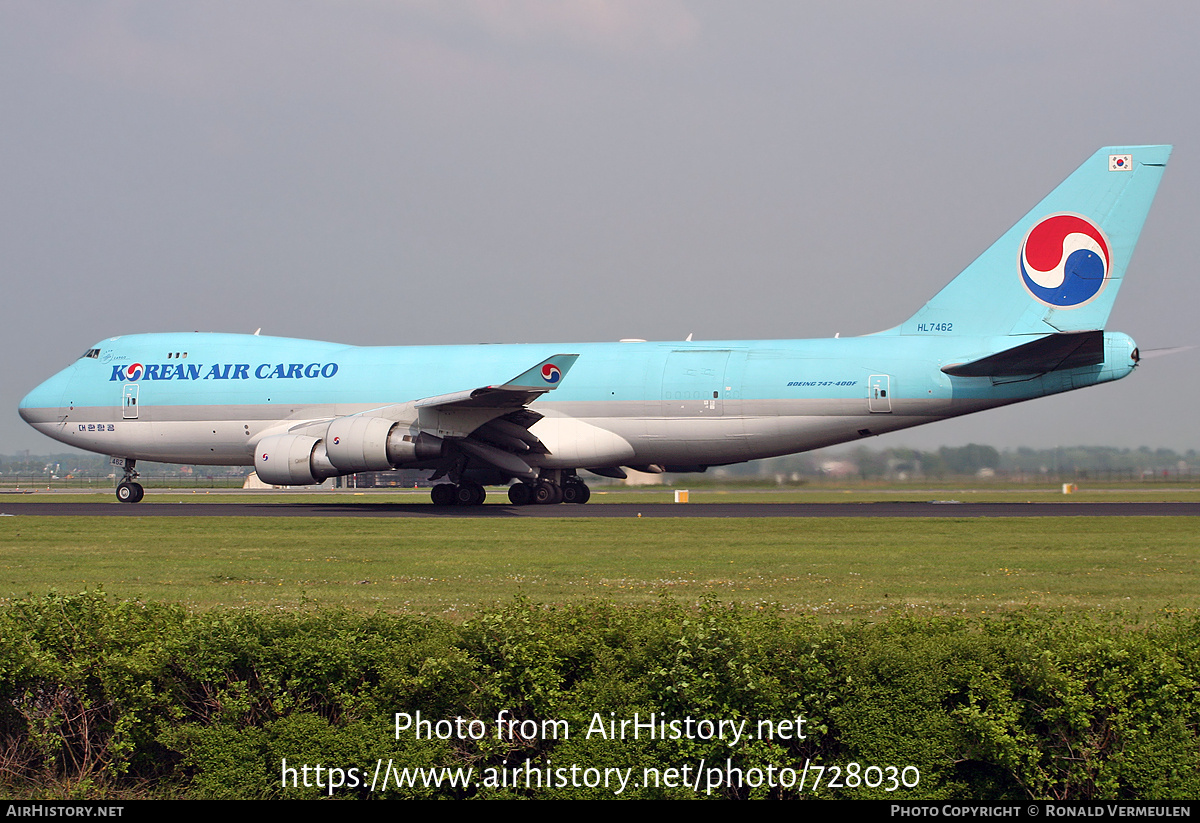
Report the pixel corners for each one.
[428,479,593,506]
[507,480,590,506]
[430,481,486,506]
[115,460,144,503]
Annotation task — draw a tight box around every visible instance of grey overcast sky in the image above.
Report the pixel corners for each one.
[3,1,1198,456]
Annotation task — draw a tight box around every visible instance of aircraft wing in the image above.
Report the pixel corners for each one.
[267,353,581,482]
[345,353,580,440]
[411,354,579,476]
[414,353,579,410]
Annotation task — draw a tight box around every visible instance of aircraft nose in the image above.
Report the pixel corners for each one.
[18,367,74,426]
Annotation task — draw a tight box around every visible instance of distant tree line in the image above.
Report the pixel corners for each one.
[723,444,1199,482]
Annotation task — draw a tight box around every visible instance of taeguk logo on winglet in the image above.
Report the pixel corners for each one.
[1019,213,1111,308]
[541,363,562,384]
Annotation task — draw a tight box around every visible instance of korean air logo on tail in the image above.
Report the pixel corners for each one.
[541,363,562,384]
[1019,214,1111,308]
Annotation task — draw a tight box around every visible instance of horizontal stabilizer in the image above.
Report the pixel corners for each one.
[941,331,1104,377]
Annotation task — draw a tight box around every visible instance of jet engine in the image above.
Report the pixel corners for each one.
[324,415,444,471]
[254,416,447,486]
[254,434,338,486]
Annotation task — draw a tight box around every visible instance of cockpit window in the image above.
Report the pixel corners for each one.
[80,348,101,360]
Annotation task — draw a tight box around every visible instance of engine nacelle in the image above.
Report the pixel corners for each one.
[326,416,399,472]
[386,430,446,465]
[324,415,445,472]
[255,434,338,486]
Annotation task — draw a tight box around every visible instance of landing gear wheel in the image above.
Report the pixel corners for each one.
[562,483,591,504]
[534,482,563,505]
[455,482,486,506]
[116,481,144,504]
[508,483,534,506]
[430,483,457,506]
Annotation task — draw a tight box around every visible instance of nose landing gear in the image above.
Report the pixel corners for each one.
[114,459,144,503]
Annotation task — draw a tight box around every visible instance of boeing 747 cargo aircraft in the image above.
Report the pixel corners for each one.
[19,145,1170,505]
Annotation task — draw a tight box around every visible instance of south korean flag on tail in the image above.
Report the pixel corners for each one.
[1109,154,1132,171]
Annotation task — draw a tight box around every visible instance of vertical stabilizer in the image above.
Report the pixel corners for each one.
[897,145,1170,337]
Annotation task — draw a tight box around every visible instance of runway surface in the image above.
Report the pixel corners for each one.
[2,500,1198,518]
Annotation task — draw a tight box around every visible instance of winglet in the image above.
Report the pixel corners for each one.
[500,354,579,390]
[413,354,581,411]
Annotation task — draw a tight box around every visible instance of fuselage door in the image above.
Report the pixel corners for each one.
[868,375,892,413]
[662,350,732,417]
[122,384,139,419]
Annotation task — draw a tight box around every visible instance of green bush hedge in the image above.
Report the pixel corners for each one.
[0,591,1196,798]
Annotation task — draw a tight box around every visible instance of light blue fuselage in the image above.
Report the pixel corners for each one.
[19,330,1138,469]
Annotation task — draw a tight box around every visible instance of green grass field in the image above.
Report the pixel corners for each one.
[2,513,1196,618]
